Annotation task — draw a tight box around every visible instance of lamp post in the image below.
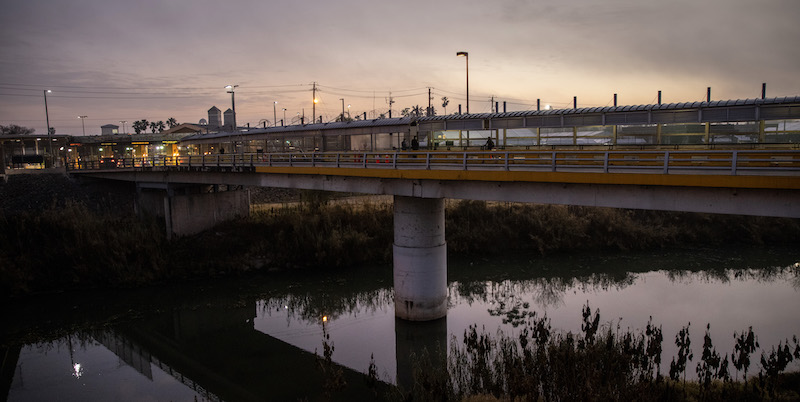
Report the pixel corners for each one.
[348,104,351,119]
[283,108,287,126]
[457,51,469,114]
[273,101,278,127]
[340,98,345,121]
[78,116,87,136]
[43,89,53,158]
[225,84,238,130]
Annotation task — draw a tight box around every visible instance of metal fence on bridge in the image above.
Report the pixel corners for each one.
[67,150,800,176]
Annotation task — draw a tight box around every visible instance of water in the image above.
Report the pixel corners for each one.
[3,246,798,401]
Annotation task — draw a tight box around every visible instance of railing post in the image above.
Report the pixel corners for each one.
[426,153,432,170]
[551,152,557,172]
[731,151,738,175]
[603,152,609,173]
[504,151,509,171]
[363,153,367,168]
[663,151,670,174]
[463,152,468,170]
[336,153,340,168]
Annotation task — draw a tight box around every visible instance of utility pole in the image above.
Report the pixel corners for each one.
[312,82,318,124]
[490,96,495,113]
[340,98,345,121]
[386,92,395,118]
[427,87,433,116]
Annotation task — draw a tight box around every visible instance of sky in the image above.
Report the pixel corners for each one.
[1,0,798,136]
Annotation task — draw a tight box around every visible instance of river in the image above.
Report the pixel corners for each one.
[2,245,798,401]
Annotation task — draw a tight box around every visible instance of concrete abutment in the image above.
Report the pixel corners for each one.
[136,184,249,237]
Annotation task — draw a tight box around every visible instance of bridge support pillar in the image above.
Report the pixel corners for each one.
[393,196,447,321]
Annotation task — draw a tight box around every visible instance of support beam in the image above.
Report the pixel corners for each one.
[393,196,447,321]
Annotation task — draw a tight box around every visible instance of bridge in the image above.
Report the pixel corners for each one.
[62,95,799,321]
[71,147,800,321]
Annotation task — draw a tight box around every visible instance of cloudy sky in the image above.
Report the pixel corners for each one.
[1,0,798,135]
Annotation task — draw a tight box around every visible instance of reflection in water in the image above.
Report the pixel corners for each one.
[4,246,799,400]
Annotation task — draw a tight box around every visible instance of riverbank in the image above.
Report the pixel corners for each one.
[1,174,799,297]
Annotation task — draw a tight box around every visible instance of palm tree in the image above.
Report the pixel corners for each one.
[441,97,449,115]
[149,120,166,133]
[166,117,178,128]
[133,120,148,134]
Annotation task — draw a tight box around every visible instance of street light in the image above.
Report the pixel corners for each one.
[283,108,287,126]
[42,89,55,163]
[273,101,278,127]
[457,51,469,114]
[78,116,87,136]
[225,84,238,130]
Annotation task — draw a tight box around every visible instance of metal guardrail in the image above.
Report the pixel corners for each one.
[67,150,800,176]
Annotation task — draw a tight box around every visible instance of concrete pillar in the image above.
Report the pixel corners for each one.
[393,196,447,321]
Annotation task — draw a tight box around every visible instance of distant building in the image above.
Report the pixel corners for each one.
[101,124,119,135]
[161,123,203,135]
[208,106,222,129]
[223,108,235,130]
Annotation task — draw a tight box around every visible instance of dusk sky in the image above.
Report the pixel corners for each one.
[1,0,798,136]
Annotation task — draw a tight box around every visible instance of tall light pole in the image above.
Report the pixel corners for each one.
[457,51,469,114]
[43,89,53,158]
[283,108,287,126]
[340,98,345,121]
[225,84,238,130]
[119,121,127,135]
[78,116,87,136]
[273,101,278,127]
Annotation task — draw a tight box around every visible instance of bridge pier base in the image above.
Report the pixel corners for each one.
[393,196,448,321]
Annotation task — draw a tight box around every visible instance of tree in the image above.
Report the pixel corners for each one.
[411,105,424,117]
[335,113,353,122]
[401,107,411,117]
[132,120,148,134]
[0,124,35,135]
[149,120,165,133]
[166,117,178,128]
[441,96,449,115]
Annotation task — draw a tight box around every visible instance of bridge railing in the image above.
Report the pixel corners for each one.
[67,150,800,175]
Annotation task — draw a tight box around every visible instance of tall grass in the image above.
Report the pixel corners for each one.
[0,201,167,296]
[2,198,798,296]
[396,303,800,401]
[445,201,800,254]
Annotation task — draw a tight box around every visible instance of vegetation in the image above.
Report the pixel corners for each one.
[384,303,800,401]
[1,183,799,297]
[1,124,35,135]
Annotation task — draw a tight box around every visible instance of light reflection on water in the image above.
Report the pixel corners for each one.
[5,247,799,400]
